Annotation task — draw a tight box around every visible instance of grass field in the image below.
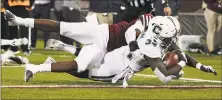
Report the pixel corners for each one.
[1,40,222,99]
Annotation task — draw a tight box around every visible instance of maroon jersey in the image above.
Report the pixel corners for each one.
[107,20,136,52]
[107,14,153,52]
[139,14,153,31]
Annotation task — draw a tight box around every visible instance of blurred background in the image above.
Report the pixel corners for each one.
[1,0,222,55]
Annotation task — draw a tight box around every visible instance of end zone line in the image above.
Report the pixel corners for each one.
[135,74,222,83]
[1,85,221,88]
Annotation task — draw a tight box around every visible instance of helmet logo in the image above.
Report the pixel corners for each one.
[152,24,162,35]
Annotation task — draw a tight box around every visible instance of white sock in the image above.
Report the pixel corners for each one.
[16,17,34,28]
[63,45,76,55]
[37,64,51,72]
[196,63,202,69]
[1,39,14,46]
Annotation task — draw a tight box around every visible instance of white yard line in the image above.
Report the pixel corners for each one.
[135,74,222,83]
[58,55,71,57]
[31,53,43,56]
[1,85,221,88]
[31,53,70,57]
[1,66,221,83]
[1,65,24,67]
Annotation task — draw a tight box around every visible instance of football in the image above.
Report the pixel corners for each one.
[163,52,179,69]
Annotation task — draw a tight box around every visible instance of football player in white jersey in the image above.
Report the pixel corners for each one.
[5,10,217,84]
[89,16,186,86]
[41,16,183,87]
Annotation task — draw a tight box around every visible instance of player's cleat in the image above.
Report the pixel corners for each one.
[4,56,30,65]
[44,56,56,64]
[5,10,15,20]
[18,56,29,64]
[5,10,17,26]
[25,70,33,82]
[24,64,38,82]
[45,39,65,51]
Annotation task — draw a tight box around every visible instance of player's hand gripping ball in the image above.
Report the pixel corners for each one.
[163,52,179,69]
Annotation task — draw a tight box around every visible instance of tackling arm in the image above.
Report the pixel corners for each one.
[144,56,182,83]
[125,20,144,44]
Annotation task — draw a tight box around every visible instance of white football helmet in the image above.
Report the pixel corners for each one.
[146,16,181,47]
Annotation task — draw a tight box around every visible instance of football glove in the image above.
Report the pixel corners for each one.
[200,65,217,76]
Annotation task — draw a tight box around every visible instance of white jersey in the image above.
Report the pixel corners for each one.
[89,15,168,87]
[128,34,165,71]
[125,14,153,44]
[89,34,165,87]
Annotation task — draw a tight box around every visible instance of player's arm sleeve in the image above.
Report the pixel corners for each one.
[153,67,175,83]
[169,44,217,75]
[125,20,144,44]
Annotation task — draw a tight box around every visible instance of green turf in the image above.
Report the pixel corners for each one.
[2,88,221,99]
[1,40,222,99]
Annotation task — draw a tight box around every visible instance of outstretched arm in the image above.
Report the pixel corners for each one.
[168,43,217,75]
[125,19,143,44]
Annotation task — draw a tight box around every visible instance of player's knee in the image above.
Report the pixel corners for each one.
[76,61,89,73]
[60,22,70,36]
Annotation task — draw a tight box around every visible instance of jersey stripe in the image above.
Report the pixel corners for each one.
[139,14,153,31]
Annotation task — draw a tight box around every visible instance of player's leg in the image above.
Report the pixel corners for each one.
[1,11,10,51]
[59,22,109,45]
[216,13,222,33]
[1,38,28,46]
[89,46,128,81]
[5,10,109,45]
[24,44,103,82]
[5,10,59,32]
[204,8,217,52]
[44,56,89,79]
